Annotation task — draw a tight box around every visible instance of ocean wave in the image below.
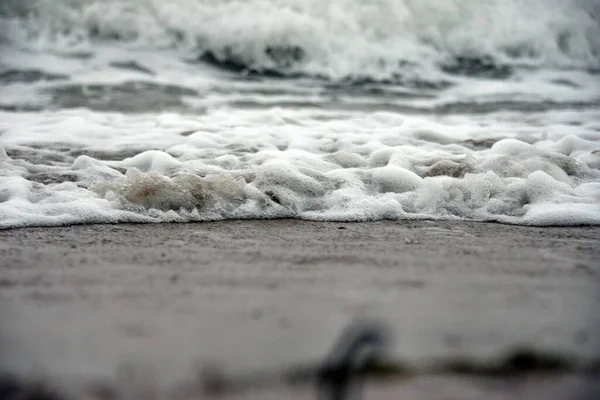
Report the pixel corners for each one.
[1,0,599,81]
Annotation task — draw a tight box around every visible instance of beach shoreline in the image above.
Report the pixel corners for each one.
[1,220,599,398]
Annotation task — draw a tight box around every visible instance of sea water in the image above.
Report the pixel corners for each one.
[1,0,599,228]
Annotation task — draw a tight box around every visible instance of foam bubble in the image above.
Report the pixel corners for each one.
[524,203,600,226]
[371,166,422,194]
[525,171,573,203]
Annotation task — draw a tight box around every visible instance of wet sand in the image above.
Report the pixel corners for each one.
[0,220,599,399]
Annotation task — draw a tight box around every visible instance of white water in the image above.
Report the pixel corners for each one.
[2,0,600,74]
[0,0,599,228]
[2,108,599,228]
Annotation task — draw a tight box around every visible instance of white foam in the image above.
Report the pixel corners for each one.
[3,0,600,70]
[1,108,599,228]
[1,2,599,116]
[1,0,599,108]
[523,203,600,226]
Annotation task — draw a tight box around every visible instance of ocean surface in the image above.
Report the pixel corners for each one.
[1,0,600,228]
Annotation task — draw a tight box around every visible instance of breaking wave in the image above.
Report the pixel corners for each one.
[1,0,599,81]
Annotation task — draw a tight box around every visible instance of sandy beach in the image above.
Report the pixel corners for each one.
[1,220,599,399]
[2,1,600,398]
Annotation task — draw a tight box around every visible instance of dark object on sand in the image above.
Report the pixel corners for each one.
[317,320,390,400]
[0,374,64,400]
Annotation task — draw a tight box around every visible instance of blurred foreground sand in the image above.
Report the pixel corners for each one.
[1,220,599,399]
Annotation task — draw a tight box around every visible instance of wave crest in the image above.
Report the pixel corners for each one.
[2,0,599,81]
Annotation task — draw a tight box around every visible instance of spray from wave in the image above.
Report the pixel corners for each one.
[1,0,599,81]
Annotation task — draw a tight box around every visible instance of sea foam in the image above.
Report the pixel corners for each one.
[1,108,599,228]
